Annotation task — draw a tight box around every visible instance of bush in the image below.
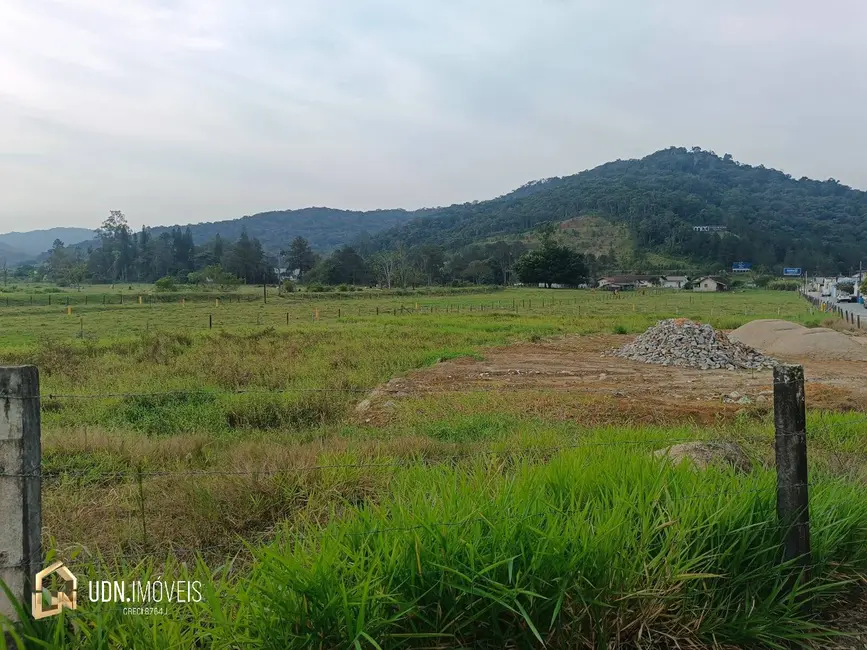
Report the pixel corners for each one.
[337,284,349,292]
[155,276,177,292]
[281,279,294,293]
[768,280,800,291]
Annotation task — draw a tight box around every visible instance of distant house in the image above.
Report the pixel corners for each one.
[660,275,689,289]
[693,276,728,292]
[597,275,658,290]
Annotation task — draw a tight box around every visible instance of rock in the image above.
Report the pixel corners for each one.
[654,441,753,474]
[611,319,777,371]
[736,396,752,404]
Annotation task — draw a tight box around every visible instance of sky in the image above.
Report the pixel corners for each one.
[2,0,867,233]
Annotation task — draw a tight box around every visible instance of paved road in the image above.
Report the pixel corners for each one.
[806,291,867,324]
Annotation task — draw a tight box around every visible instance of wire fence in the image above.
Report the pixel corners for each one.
[1,366,861,621]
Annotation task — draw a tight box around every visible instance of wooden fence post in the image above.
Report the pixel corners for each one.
[773,363,812,608]
[0,366,42,622]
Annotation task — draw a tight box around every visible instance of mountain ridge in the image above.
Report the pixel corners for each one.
[11,146,867,274]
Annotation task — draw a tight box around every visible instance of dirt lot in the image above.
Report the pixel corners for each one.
[357,334,867,425]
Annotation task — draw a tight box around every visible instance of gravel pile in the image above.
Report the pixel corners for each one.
[613,318,777,370]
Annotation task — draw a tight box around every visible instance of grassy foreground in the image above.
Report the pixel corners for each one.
[6,447,867,648]
[1,288,866,648]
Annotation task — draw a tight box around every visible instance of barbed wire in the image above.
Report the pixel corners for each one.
[0,432,837,481]
[0,375,851,402]
[0,481,824,573]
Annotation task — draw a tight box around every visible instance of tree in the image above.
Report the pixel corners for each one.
[47,239,71,283]
[67,261,87,290]
[514,243,588,287]
[485,241,526,285]
[93,211,133,282]
[282,236,316,280]
[224,228,268,283]
[307,246,371,286]
[410,245,445,285]
[155,276,177,292]
[463,259,493,284]
[187,264,240,290]
[372,251,400,289]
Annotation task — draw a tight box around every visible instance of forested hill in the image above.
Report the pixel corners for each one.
[150,207,417,254]
[368,147,867,273]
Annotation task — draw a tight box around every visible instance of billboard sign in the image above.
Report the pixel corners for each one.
[783,268,802,277]
[731,262,752,272]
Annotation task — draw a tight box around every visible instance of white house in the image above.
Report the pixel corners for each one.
[659,275,689,289]
[693,276,728,292]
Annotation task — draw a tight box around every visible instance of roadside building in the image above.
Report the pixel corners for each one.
[693,276,728,292]
[597,275,658,291]
[659,275,689,289]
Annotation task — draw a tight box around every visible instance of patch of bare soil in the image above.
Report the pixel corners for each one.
[355,334,867,426]
[824,586,867,649]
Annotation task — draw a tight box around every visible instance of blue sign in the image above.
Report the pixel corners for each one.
[731,262,752,272]
[783,268,802,277]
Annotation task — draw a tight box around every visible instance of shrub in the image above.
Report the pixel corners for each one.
[337,284,349,292]
[768,280,800,291]
[155,276,177,292]
[281,279,294,293]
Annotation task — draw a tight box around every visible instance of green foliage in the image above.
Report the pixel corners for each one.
[306,246,371,287]
[768,280,800,291]
[514,241,588,287]
[187,264,241,290]
[368,147,867,274]
[281,236,317,280]
[154,276,177,292]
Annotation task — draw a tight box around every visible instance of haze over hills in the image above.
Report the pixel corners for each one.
[11,147,867,275]
[0,227,95,258]
[147,207,421,255]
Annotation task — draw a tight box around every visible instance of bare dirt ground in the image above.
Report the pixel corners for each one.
[357,334,867,425]
[354,332,867,647]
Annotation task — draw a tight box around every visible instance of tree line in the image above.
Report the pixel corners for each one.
[15,211,596,290]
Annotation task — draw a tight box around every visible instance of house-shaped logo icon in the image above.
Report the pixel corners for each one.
[31,561,77,619]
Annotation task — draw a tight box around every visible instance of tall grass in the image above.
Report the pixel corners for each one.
[7,448,867,648]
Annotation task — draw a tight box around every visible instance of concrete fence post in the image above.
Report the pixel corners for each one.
[0,366,42,622]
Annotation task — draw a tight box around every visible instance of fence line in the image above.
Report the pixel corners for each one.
[0,362,844,622]
[0,375,845,401]
[801,290,865,330]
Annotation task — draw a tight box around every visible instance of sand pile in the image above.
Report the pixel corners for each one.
[613,319,776,370]
[729,319,867,361]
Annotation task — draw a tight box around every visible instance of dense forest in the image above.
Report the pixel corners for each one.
[367,147,867,275]
[148,207,420,255]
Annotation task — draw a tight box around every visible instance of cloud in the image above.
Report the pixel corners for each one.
[1,0,866,230]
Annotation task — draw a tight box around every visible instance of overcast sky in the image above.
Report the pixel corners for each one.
[2,0,866,233]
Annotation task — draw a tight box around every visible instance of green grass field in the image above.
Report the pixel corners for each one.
[2,287,865,649]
